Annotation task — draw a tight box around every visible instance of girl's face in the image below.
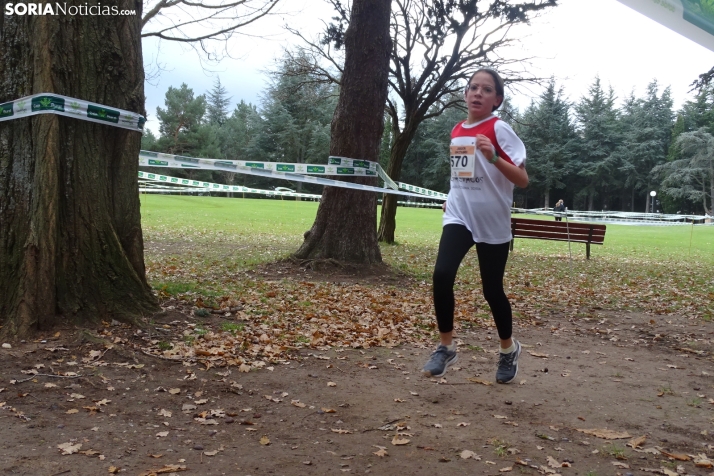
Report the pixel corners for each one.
[464,72,503,123]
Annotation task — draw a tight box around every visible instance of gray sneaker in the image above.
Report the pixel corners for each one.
[422,345,458,378]
[496,340,521,384]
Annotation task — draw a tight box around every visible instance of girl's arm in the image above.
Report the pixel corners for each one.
[493,158,529,188]
[476,134,529,188]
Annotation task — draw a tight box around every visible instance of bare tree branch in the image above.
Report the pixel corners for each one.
[141,0,283,61]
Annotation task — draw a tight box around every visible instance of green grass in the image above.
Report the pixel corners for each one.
[140,195,714,322]
[141,196,713,263]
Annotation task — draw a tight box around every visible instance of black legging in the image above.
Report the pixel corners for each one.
[433,224,513,340]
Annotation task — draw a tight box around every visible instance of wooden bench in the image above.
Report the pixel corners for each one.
[510,217,606,259]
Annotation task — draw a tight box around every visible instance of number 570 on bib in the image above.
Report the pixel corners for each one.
[450,145,476,178]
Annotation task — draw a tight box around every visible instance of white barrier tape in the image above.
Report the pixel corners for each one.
[397,182,448,200]
[0,94,145,131]
[139,152,443,201]
[139,171,322,199]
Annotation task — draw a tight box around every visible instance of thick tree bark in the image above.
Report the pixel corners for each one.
[293,0,391,263]
[377,122,418,244]
[0,1,158,338]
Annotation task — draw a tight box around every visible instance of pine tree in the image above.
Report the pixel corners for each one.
[573,77,621,211]
[516,79,577,208]
[206,77,231,126]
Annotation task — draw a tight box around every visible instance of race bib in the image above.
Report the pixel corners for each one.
[450,144,476,178]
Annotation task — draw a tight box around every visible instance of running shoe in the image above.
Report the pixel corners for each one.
[422,345,458,378]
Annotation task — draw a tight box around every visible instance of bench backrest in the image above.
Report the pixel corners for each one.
[511,217,606,244]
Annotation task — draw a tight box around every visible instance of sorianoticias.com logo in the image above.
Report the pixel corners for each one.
[4,3,137,16]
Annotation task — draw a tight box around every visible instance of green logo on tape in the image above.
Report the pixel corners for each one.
[245,162,264,169]
[87,104,119,123]
[353,160,369,168]
[148,159,169,166]
[337,167,354,175]
[32,96,65,112]
[277,164,295,172]
[147,174,156,179]
[0,102,13,118]
[307,166,325,173]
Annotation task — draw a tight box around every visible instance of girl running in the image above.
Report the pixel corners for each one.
[422,68,528,384]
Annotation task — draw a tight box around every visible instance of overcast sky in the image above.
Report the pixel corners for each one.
[141,0,714,135]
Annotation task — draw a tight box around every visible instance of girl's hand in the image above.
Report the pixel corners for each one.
[476,134,495,162]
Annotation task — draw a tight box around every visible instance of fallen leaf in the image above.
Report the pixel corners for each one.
[576,428,631,439]
[321,407,336,413]
[528,351,549,358]
[70,393,85,399]
[156,431,169,438]
[373,447,388,457]
[168,388,181,395]
[138,465,187,475]
[57,442,82,455]
[499,467,512,473]
[547,456,561,468]
[466,377,493,386]
[260,436,270,446]
[45,383,57,388]
[391,435,410,446]
[195,399,209,405]
[433,423,442,428]
[331,429,352,434]
[291,400,306,408]
[66,409,79,414]
[158,409,172,418]
[327,382,337,387]
[204,450,219,456]
[493,415,507,419]
[627,435,647,448]
[694,453,714,468]
[660,450,690,461]
[612,461,630,468]
[108,466,120,474]
[457,422,471,427]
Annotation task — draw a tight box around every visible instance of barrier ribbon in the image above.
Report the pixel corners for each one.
[0,93,145,132]
[139,150,443,201]
[139,171,322,199]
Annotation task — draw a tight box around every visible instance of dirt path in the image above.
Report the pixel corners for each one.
[1,310,713,476]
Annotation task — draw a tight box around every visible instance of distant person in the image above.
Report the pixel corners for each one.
[423,68,529,384]
[554,199,565,221]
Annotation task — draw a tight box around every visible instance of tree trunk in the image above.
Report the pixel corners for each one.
[377,122,418,244]
[544,189,550,210]
[0,2,158,338]
[293,0,391,263]
[631,187,635,212]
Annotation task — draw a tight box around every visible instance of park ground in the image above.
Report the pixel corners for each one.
[1,196,714,476]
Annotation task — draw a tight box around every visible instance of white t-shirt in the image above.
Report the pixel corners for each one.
[443,115,526,244]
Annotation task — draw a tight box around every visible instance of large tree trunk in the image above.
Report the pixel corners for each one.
[377,122,419,244]
[0,1,158,338]
[293,0,391,263]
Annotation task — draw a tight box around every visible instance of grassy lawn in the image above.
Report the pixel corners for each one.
[141,195,714,321]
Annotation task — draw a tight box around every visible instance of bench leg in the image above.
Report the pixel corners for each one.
[586,242,590,260]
